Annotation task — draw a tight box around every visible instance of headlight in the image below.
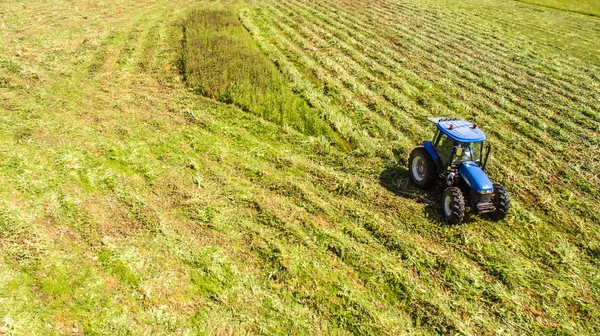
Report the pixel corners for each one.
[478,190,493,194]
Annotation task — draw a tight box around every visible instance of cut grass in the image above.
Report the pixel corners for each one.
[0,0,598,334]
[513,0,600,17]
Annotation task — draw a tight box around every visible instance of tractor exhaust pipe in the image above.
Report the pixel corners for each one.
[483,143,491,171]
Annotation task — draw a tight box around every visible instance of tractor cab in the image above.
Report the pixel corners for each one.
[407,117,510,224]
[425,117,489,174]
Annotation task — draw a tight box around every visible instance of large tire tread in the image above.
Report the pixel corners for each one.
[408,147,437,189]
[491,183,510,221]
[442,187,465,224]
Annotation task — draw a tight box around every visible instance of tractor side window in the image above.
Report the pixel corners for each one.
[435,135,454,166]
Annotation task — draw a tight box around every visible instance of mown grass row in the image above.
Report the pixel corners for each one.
[514,0,600,17]
[255,0,596,189]
[243,0,600,333]
[1,0,599,334]
[250,0,599,223]
[258,0,600,262]
[281,0,598,136]
[243,8,596,260]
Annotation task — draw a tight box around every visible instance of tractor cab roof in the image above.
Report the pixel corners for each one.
[427,117,486,143]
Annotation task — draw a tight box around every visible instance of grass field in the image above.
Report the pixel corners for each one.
[0,0,599,334]
[514,0,600,17]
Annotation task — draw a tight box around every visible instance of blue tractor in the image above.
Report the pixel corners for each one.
[408,117,510,224]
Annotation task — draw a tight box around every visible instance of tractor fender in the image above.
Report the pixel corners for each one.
[422,141,441,173]
[459,162,493,193]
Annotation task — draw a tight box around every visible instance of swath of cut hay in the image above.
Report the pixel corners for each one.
[0,0,598,334]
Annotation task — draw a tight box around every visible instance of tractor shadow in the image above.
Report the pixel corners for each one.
[379,164,478,225]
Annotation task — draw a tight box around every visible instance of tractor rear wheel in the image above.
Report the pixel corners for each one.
[490,183,510,220]
[442,187,465,224]
[408,147,436,189]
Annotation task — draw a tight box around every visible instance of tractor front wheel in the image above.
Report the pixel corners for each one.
[490,184,510,220]
[442,187,465,224]
[408,147,436,189]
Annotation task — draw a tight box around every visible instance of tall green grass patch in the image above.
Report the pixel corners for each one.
[181,8,340,143]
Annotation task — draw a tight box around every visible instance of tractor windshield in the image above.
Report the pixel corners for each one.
[434,133,485,167]
[453,142,484,165]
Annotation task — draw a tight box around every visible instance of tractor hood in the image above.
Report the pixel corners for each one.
[459,162,493,193]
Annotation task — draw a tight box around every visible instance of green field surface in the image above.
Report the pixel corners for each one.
[0,0,599,334]
[514,0,600,17]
